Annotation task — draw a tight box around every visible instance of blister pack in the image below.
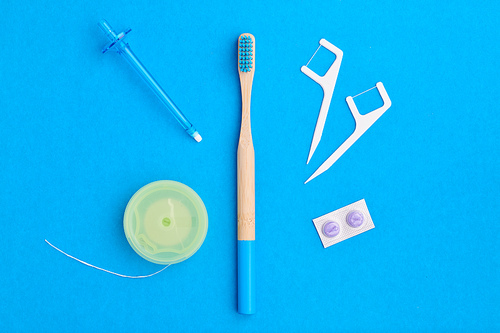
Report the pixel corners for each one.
[313,199,374,248]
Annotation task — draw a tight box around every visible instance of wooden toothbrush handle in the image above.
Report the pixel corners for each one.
[237,106,255,241]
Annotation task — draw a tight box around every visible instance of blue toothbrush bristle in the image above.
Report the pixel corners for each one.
[238,35,253,72]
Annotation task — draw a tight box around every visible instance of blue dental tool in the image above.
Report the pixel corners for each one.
[99,20,202,142]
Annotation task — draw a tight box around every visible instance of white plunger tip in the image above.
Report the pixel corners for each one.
[193,133,202,142]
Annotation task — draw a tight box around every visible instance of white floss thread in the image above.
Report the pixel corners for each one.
[45,239,170,278]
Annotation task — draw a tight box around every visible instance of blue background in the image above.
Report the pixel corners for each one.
[0,0,498,331]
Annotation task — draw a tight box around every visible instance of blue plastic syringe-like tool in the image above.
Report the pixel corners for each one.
[99,20,202,142]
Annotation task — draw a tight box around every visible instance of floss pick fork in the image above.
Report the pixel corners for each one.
[301,39,343,164]
[305,82,392,184]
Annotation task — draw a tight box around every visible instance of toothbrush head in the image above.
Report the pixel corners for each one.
[238,34,254,73]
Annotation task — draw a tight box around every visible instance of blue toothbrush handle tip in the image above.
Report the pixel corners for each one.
[238,240,255,314]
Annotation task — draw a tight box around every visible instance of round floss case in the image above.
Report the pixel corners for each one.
[123,180,208,265]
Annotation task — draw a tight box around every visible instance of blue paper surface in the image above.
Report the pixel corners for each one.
[0,0,498,331]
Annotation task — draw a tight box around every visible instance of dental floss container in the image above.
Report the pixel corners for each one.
[123,180,208,265]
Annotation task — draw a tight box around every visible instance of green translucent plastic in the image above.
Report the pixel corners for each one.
[123,180,208,265]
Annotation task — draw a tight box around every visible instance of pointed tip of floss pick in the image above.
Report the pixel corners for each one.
[306,149,315,165]
[305,168,323,184]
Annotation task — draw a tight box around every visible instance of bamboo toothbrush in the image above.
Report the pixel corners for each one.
[237,33,255,315]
